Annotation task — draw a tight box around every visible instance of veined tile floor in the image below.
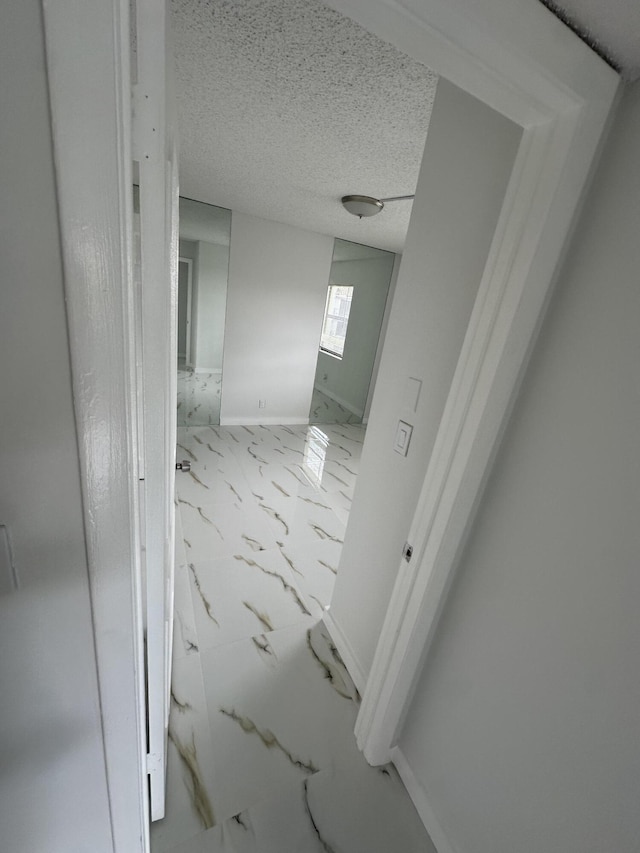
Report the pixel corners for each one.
[153,423,435,853]
[308,387,363,425]
[177,363,222,427]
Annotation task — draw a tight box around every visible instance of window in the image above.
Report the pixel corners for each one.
[320,285,353,358]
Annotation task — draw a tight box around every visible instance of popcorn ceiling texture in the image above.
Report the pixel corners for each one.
[540,0,640,81]
[172,0,438,252]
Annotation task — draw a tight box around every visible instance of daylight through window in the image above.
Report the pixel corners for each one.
[320,285,353,358]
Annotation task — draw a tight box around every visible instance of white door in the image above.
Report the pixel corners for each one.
[133,0,179,822]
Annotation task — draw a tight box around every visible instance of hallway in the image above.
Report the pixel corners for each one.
[152,423,434,853]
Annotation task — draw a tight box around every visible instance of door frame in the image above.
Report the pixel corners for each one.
[43,0,618,849]
[326,0,619,782]
[42,0,150,849]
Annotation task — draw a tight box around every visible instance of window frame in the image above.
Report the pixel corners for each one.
[319,284,354,359]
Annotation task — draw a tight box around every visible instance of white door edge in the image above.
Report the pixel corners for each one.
[42,0,149,849]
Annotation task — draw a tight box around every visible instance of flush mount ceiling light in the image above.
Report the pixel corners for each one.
[341,193,415,219]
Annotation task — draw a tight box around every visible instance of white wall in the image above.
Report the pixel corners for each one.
[329,79,522,678]
[316,251,395,417]
[221,212,334,424]
[0,0,113,850]
[398,81,640,853]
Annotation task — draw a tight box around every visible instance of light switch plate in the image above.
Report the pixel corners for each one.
[393,420,413,456]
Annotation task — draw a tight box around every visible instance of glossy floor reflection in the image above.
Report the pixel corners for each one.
[308,387,363,425]
[177,364,222,426]
[153,423,435,853]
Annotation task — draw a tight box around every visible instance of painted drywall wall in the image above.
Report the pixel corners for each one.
[315,249,395,418]
[398,82,640,853]
[329,79,522,677]
[221,212,334,424]
[0,0,113,850]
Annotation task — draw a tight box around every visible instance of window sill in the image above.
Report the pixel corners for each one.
[320,348,343,361]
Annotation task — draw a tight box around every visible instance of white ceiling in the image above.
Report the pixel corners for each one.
[542,0,640,80]
[171,0,438,253]
[172,0,639,255]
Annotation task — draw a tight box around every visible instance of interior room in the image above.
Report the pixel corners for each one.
[157,1,520,850]
[4,0,639,852]
[160,2,445,848]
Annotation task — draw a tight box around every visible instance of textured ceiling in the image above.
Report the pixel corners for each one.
[171,0,638,255]
[171,0,438,253]
[541,0,640,80]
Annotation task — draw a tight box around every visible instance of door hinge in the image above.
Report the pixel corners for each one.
[146,751,162,775]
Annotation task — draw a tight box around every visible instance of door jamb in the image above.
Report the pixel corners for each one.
[325,0,620,769]
[42,0,149,849]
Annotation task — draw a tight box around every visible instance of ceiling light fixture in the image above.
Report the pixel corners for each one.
[341,193,415,219]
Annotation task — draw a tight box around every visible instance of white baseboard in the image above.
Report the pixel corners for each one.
[220,416,310,426]
[313,384,363,419]
[390,746,457,853]
[193,366,222,374]
[322,609,367,696]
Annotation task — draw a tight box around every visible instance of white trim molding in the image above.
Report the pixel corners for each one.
[390,746,458,853]
[220,416,310,426]
[134,0,179,821]
[42,0,149,848]
[325,0,620,775]
[323,609,367,696]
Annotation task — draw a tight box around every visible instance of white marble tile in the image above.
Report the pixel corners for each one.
[274,538,342,616]
[176,442,249,509]
[304,754,436,853]
[181,500,279,563]
[255,492,346,551]
[235,779,327,853]
[240,461,321,502]
[321,424,366,458]
[177,369,222,428]
[156,424,436,853]
[321,488,354,527]
[163,813,258,853]
[175,508,189,569]
[173,511,200,661]
[309,387,363,426]
[188,549,314,652]
[151,655,218,853]
[199,621,359,823]
[173,561,200,660]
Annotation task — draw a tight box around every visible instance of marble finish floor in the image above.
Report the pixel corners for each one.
[154,423,435,853]
[177,364,222,426]
[309,387,363,425]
